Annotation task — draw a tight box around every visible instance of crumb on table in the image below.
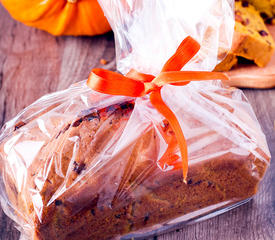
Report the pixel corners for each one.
[100,59,108,65]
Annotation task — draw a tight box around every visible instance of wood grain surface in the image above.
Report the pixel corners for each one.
[0,4,274,240]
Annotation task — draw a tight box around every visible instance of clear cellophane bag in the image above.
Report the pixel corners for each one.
[0,0,270,239]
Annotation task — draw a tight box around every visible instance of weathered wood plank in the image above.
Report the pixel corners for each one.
[0,4,274,240]
[0,4,115,126]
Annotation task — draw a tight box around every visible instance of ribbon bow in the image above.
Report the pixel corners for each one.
[87,36,228,182]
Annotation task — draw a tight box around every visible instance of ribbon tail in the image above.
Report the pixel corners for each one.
[158,136,179,168]
[150,90,188,183]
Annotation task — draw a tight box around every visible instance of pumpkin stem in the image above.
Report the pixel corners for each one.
[67,0,77,3]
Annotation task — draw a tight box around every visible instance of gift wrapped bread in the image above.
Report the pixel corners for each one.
[0,1,270,239]
[0,81,270,240]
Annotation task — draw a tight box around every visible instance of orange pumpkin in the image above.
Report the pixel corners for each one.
[1,0,111,36]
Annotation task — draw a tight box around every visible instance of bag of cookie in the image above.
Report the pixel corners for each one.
[0,0,270,239]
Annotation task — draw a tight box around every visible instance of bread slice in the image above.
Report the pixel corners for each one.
[215,1,275,71]
[241,0,275,22]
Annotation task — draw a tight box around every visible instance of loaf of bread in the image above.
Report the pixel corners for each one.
[215,1,275,71]
[0,83,270,240]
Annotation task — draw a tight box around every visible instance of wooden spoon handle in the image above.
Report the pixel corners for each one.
[223,73,275,89]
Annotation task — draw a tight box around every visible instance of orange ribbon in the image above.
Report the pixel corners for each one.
[87,36,228,182]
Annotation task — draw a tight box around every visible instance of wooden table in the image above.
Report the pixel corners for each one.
[0,5,274,240]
